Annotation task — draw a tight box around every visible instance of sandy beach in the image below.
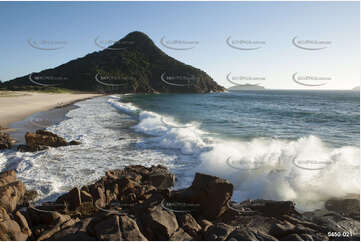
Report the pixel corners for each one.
[0,91,102,129]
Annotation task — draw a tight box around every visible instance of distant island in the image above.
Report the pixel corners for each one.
[352,86,360,91]
[1,31,224,94]
[228,83,266,91]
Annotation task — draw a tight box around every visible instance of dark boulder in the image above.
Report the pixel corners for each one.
[93,215,122,240]
[226,227,278,241]
[177,213,202,238]
[170,173,233,219]
[118,165,175,189]
[204,223,234,241]
[49,218,96,241]
[56,187,82,210]
[0,132,12,150]
[0,215,29,240]
[248,200,298,217]
[142,205,179,240]
[169,228,193,241]
[26,130,68,147]
[18,130,81,152]
[119,215,148,241]
[279,233,303,241]
[325,197,360,220]
[14,211,32,237]
[227,227,259,241]
[68,140,82,146]
[0,170,17,187]
[17,144,48,152]
[0,180,26,212]
[303,209,360,240]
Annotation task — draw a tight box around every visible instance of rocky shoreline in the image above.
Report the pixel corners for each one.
[0,130,360,241]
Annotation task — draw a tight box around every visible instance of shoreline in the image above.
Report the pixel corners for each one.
[0,164,359,241]
[8,103,79,145]
[0,91,103,131]
[0,92,359,240]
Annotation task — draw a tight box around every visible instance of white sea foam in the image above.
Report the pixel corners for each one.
[108,97,360,211]
[197,136,359,210]
[2,97,178,202]
[1,96,358,210]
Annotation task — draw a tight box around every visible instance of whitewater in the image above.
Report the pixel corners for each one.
[0,93,359,211]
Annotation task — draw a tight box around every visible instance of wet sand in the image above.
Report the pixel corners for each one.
[8,104,79,145]
[0,91,102,129]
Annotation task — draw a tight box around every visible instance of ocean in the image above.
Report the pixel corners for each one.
[0,90,359,211]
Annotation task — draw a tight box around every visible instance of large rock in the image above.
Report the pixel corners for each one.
[170,173,233,219]
[119,215,147,241]
[25,130,68,148]
[0,170,31,240]
[0,132,12,150]
[204,223,234,241]
[227,227,258,241]
[54,165,173,214]
[0,216,29,240]
[303,209,360,240]
[269,220,296,238]
[94,215,123,240]
[0,181,26,212]
[325,197,360,219]
[14,211,32,237]
[169,228,193,241]
[177,213,202,238]
[7,164,356,241]
[145,166,176,190]
[27,207,71,227]
[49,218,96,241]
[279,233,303,241]
[56,187,82,210]
[227,227,278,241]
[56,165,174,213]
[88,184,106,208]
[0,207,10,221]
[17,144,48,152]
[119,165,175,189]
[81,190,93,203]
[19,130,81,152]
[199,219,213,233]
[248,200,298,217]
[0,170,17,187]
[142,205,179,240]
[37,217,80,241]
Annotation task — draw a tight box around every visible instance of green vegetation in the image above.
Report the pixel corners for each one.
[2,32,224,94]
[0,86,88,94]
[0,91,28,97]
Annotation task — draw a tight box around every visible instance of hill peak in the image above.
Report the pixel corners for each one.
[3,31,224,94]
[124,31,152,40]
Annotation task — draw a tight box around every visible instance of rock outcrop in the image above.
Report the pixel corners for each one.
[0,165,359,241]
[170,172,233,219]
[0,170,34,241]
[0,132,12,150]
[17,129,81,152]
[324,197,360,220]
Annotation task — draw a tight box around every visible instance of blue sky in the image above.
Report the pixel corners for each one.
[0,1,359,89]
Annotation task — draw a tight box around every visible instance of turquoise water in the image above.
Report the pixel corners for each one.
[2,90,359,210]
[121,90,360,147]
[108,90,359,210]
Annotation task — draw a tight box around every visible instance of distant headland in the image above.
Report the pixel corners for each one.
[227,83,266,91]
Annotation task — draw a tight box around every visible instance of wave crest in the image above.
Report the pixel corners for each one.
[109,98,360,210]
